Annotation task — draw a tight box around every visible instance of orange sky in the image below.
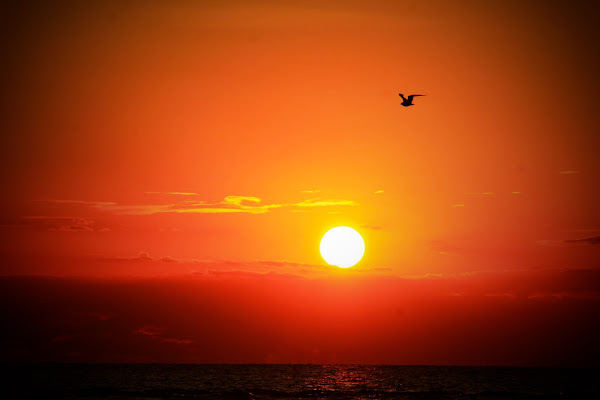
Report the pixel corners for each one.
[1,0,599,365]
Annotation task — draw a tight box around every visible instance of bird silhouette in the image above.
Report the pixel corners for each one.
[399,93,424,107]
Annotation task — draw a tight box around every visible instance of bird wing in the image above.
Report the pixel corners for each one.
[399,93,406,100]
[406,95,424,102]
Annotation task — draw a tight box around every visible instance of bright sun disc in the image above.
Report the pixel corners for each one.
[320,226,365,268]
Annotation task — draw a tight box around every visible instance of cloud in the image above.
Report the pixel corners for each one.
[35,199,117,206]
[559,170,581,174]
[134,325,193,345]
[484,292,519,300]
[158,256,179,263]
[169,196,279,214]
[254,260,320,268]
[35,200,171,215]
[99,252,179,263]
[3,267,600,365]
[200,260,338,278]
[564,236,600,246]
[15,216,108,232]
[538,236,600,247]
[293,198,359,208]
[527,291,600,301]
[85,253,339,278]
[536,240,566,247]
[51,218,96,232]
[145,191,198,196]
[133,325,165,336]
[69,252,531,281]
[190,196,272,212]
[135,252,153,261]
[93,204,174,215]
[37,195,359,216]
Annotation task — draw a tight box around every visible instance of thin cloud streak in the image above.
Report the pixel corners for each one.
[565,236,600,246]
[9,216,110,232]
[134,325,194,345]
[37,195,359,215]
[538,236,600,247]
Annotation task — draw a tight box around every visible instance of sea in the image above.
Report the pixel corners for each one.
[2,364,599,399]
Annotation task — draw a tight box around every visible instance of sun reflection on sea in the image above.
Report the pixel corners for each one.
[296,365,394,396]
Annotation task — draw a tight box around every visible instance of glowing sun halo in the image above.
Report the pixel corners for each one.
[320,226,365,268]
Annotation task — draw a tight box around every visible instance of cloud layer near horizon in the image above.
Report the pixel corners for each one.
[1,266,599,365]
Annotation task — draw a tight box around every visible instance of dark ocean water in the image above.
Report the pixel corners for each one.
[2,364,599,400]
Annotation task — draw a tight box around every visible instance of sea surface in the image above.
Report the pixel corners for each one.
[2,364,599,399]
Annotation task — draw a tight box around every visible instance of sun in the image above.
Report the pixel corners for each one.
[320,226,365,268]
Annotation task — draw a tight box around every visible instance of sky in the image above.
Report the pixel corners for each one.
[0,0,599,365]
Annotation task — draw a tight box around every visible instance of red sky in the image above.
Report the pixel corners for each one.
[1,0,599,365]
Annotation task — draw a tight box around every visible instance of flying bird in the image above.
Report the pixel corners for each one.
[399,93,424,107]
